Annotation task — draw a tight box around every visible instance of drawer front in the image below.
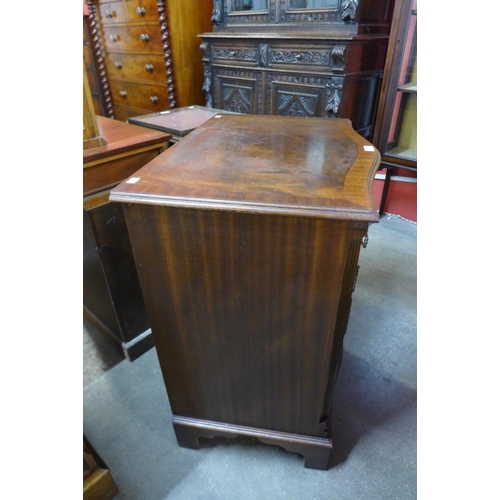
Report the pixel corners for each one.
[267,44,334,71]
[98,1,127,25]
[103,25,163,52]
[211,43,260,67]
[209,41,344,73]
[110,80,170,111]
[106,53,167,83]
[125,0,160,23]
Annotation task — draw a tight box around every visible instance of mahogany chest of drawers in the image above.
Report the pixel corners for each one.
[110,114,380,468]
[86,0,213,120]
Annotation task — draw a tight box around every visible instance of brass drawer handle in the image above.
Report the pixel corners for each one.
[145,64,154,72]
[119,90,127,98]
[136,7,146,16]
[150,96,158,104]
[105,10,113,18]
[109,34,118,42]
[140,33,150,42]
[115,61,122,69]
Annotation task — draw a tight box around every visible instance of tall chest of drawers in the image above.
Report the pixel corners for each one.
[87,0,213,121]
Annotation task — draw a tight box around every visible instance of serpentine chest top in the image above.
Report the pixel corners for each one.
[110,114,380,470]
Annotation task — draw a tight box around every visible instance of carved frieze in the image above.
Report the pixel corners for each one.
[271,50,330,66]
[213,48,258,61]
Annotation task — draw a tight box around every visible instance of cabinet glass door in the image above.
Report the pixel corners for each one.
[386,0,417,162]
[230,0,268,11]
[289,0,338,8]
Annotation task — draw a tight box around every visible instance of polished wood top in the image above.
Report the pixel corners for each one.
[110,114,380,221]
[83,116,171,164]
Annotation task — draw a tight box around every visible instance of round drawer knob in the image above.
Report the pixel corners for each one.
[115,62,122,69]
[105,10,113,18]
[150,96,159,104]
[136,7,146,16]
[140,33,150,42]
[145,64,154,72]
[119,91,127,98]
[109,34,118,42]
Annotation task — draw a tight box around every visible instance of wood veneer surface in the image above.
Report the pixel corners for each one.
[110,114,380,221]
[83,116,171,163]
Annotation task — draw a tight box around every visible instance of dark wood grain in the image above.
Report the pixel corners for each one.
[111,114,379,467]
[111,114,380,221]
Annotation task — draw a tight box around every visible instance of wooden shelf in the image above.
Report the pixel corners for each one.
[387,146,417,162]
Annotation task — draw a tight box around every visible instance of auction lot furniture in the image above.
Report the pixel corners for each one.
[110,114,380,468]
[199,0,395,140]
[86,0,213,120]
[127,105,235,144]
[83,116,171,360]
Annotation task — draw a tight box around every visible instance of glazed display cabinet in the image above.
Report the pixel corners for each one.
[199,0,395,140]
[372,0,417,214]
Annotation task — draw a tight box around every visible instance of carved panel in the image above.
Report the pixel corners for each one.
[277,92,317,117]
[214,69,260,113]
[223,86,253,113]
[267,73,326,116]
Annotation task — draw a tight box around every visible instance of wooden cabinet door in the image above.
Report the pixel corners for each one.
[213,68,262,114]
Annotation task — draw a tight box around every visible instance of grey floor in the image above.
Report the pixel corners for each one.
[83,214,417,500]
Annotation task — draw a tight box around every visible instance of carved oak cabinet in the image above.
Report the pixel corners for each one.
[110,114,380,469]
[200,0,395,139]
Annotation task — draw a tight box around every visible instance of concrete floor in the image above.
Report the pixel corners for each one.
[83,214,417,499]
